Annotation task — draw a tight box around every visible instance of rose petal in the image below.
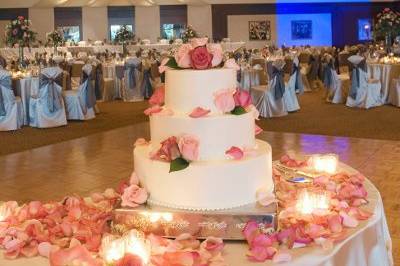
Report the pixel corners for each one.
[144,105,163,116]
[189,107,211,118]
[272,250,292,263]
[225,146,244,160]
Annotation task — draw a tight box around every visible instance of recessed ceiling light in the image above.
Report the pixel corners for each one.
[57,0,68,4]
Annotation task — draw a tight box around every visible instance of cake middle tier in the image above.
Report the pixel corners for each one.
[150,112,255,161]
[164,68,237,114]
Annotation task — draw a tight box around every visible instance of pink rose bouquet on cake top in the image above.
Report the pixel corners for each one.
[159,37,239,72]
[151,135,200,172]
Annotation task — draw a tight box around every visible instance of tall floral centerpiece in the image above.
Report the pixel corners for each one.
[114,25,135,57]
[5,16,37,66]
[181,25,198,43]
[46,29,64,55]
[374,8,400,50]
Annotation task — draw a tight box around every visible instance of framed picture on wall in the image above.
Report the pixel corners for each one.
[291,20,312,40]
[358,19,372,41]
[248,20,271,41]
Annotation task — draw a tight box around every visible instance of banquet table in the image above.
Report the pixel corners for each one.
[13,76,39,125]
[0,173,392,266]
[367,63,400,104]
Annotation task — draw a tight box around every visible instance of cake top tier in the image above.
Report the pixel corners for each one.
[164,68,237,115]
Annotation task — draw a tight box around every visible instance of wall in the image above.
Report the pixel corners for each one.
[187,5,212,38]
[135,6,160,43]
[29,8,54,42]
[82,7,108,41]
[227,15,276,49]
[213,2,400,47]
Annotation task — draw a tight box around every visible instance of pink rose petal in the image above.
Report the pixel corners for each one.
[225,146,244,160]
[134,138,148,147]
[340,211,359,228]
[272,250,292,263]
[189,107,211,118]
[38,242,52,258]
[255,124,263,135]
[144,105,163,116]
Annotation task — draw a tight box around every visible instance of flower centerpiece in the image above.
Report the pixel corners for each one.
[5,16,37,66]
[181,25,198,43]
[114,25,135,56]
[374,8,400,48]
[46,29,64,55]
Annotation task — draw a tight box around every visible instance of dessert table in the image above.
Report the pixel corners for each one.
[0,171,391,266]
[367,63,400,104]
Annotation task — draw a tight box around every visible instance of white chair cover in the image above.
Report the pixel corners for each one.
[346,55,383,109]
[29,67,67,128]
[283,57,301,112]
[389,78,400,107]
[252,59,288,118]
[0,70,23,131]
[63,64,96,120]
[123,57,143,102]
[323,54,347,104]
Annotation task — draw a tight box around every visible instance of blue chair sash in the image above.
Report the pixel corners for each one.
[142,69,153,99]
[94,64,103,100]
[322,59,335,89]
[307,55,319,81]
[115,65,125,80]
[82,72,96,110]
[272,66,285,100]
[39,73,63,113]
[0,76,12,116]
[349,59,367,100]
[291,63,304,94]
[125,63,139,89]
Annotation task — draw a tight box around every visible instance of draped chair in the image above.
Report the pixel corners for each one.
[29,67,67,128]
[93,63,103,100]
[62,64,96,120]
[251,59,288,118]
[322,54,350,104]
[70,61,85,89]
[338,51,351,74]
[389,78,400,107]
[307,53,322,90]
[345,55,382,109]
[0,70,23,131]
[122,57,143,102]
[283,57,301,112]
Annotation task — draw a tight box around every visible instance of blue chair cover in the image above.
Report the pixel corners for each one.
[39,73,63,113]
[142,69,153,99]
[81,71,96,111]
[323,58,335,89]
[125,63,139,89]
[291,62,304,94]
[272,66,285,100]
[0,74,12,116]
[349,59,367,100]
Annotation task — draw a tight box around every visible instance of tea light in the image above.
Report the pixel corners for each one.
[140,211,173,223]
[124,230,150,264]
[295,190,330,215]
[310,154,338,174]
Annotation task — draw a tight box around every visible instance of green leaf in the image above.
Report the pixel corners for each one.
[169,157,190,172]
[231,106,247,115]
[165,57,182,69]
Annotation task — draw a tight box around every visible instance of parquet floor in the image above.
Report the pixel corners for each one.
[0,124,398,264]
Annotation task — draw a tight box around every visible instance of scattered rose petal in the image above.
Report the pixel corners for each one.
[189,107,211,118]
[225,146,244,160]
[144,105,163,116]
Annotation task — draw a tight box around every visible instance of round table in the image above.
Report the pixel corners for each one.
[367,63,400,104]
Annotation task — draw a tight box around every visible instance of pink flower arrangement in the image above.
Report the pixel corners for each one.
[178,134,200,161]
[190,46,213,70]
[233,89,252,108]
[214,89,235,113]
[207,43,224,67]
[175,44,193,68]
[150,136,181,162]
[121,184,148,208]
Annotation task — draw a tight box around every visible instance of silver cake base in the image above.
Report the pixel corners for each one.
[112,202,277,240]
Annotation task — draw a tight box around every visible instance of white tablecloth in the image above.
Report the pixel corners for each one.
[367,63,400,104]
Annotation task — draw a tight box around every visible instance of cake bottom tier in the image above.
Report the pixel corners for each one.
[133,140,273,211]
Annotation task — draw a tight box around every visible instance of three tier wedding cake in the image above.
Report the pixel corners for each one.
[134,38,273,210]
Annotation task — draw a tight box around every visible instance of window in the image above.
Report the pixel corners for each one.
[110,25,133,41]
[60,26,80,43]
[358,19,372,41]
[161,23,185,40]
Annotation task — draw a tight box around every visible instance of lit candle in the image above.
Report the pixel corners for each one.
[123,230,150,265]
[101,235,125,263]
[295,190,330,215]
[311,154,338,174]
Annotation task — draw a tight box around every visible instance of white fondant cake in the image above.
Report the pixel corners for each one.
[134,68,273,210]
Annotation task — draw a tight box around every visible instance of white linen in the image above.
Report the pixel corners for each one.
[367,63,400,104]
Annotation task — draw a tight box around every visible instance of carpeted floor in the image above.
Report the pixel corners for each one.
[0,90,399,156]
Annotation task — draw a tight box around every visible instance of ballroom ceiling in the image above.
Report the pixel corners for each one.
[0,0,397,8]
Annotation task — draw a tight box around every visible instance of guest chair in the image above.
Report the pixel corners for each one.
[29,67,67,128]
[283,57,301,112]
[389,78,400,107]
[62,64,96,120]
[0,70,23,131]
[323,54,350,104]
[122,57,143,102]
[346,55,382,109]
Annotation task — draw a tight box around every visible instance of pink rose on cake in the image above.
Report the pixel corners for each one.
[175,44,193,68]
[151,136,181,162]
[178,134,200,161]
[190,37,208,48]
[225,146,244,160]
[207,43,223,67]
[149,85,165,106]
[233,89,252,108]
[121,184,148,208]
[190,46,213,70]
[214,89,235,113]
